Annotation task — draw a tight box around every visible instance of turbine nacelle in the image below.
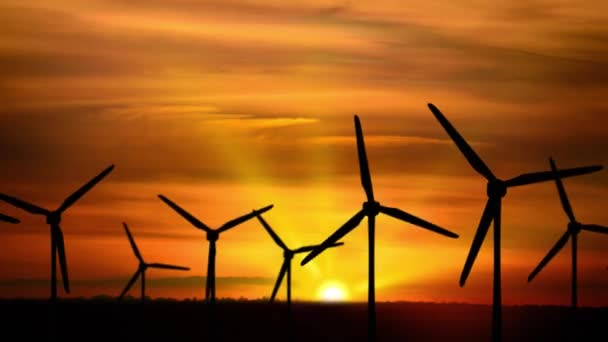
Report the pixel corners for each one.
[363,201,380,216]
[283,250,294,259]
[206,230,220,241]
[46,211,61,225]
[567,221,581,234]
[487,179,507,198]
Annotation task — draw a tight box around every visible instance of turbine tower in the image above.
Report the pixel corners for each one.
[158,194,273,302]
[528,158,608,308]
[301,115,459,342]
[427,103,603,342]
[0,164,114,301]
[119,223,190,303]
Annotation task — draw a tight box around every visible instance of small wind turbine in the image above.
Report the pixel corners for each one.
[158,194,273,302]
[0,164,114,301]
[256,212,343,308]
[0,213,19,224]
[301,115,459,342]
[119,223,190,303]
[528,158,608,308]
[428,103,603,342]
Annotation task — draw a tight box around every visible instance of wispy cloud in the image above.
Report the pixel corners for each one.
[308,135,466,146]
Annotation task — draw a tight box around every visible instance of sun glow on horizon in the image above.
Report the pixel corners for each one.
[318,282,349,302]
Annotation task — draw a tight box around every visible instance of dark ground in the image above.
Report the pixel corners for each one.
[0,298,606,341]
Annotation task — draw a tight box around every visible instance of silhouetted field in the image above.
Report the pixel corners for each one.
[0,298,605,341]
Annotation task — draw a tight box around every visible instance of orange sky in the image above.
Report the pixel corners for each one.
[0,0,607,306]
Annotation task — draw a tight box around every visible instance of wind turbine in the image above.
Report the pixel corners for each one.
[0,164,114,301]
[158,194,273,302]
[119,223,190,303]
[256,213,344,308]
[427,103,603,342]
[301,115,459,342]
[528,158,608,308]
[0,213,19,224]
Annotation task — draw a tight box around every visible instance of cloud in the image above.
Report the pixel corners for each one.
[2,1,606,97]
[307,135,454,146]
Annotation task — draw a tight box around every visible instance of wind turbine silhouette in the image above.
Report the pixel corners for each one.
[158,194,273,302]
[256,213,343,308]
[119,222,190,303]
[427,103,603,342]
[528,158,608,308]
[0,213,19,224]
[301,115,459,342]
[0,164,114,301]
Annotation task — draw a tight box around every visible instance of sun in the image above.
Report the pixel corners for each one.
[318,282,349,302]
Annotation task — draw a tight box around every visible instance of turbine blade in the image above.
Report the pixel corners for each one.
[256,214,288,250]
[158,195,211,232]
[460,198,496,286]
[119,270,141,300]
[378,205,459,238]
[549,158,576,222]
[57,165,114,213]
[218,204,274,233]
[505,165,603,187]
[148,263,190,271]
[427,103,495,180]
[0,213,20,224]
[123,223,143,262]
[301,210,366,266]
[0,193,49,216]
[528,231,571,282]
[53,224,70,294]
[354,115,375,202]
[270,260,288,302]
[581,224,608,235]
[293,242,344,254]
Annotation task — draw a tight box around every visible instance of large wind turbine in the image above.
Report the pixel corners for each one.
[0,164,114,301]
[256,213,343,310]
[301,115,459,342]
[0,213,19,224]
[528,158,608,308]
[158,194,273,302]
[427,103,603,342]
[119,223,190,303]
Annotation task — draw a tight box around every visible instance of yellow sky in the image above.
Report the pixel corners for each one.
[0,0,607,305]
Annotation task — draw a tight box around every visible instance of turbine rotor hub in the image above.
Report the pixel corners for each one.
[46,212,61,225]
[363,201,380,216]
[567,221,581,233]
[284,250,294,259]
[487,180,507,198]
[207,230,219,241]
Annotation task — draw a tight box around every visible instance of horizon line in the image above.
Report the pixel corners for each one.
[1,295,607,309]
